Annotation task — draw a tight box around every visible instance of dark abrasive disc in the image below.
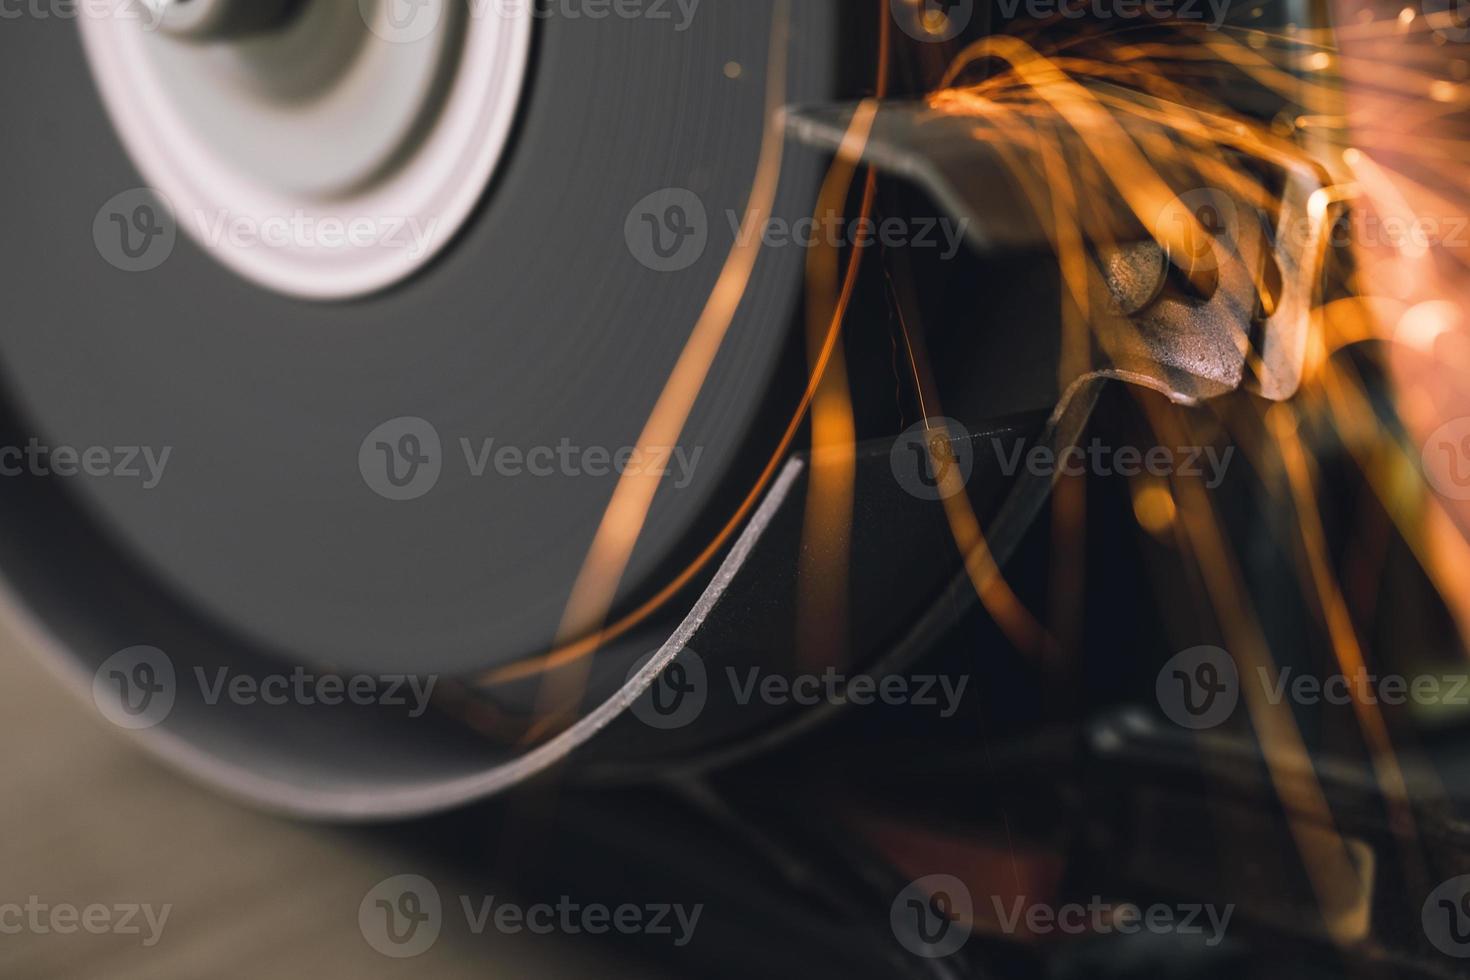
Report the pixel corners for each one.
[0,2,841,675]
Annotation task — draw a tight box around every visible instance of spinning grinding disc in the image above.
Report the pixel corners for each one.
[0,0,843,680]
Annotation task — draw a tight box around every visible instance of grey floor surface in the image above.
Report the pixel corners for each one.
[0,634,651,979]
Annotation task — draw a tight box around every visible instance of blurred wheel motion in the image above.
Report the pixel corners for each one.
[1,0,1470,977]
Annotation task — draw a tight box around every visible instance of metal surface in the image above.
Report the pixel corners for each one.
[1101,240,1169,317]
[787,94,1328,404]
[1246,161,1337,401]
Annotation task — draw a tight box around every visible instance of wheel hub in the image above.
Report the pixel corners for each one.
[81,0,533,299]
